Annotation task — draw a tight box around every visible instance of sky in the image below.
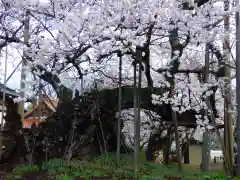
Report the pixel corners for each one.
[0,46,22,90]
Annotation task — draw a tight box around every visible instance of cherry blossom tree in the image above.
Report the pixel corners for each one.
[0,0,238,172]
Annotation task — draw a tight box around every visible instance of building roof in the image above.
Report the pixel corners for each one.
[43,98,58,112]
[24,98,58,118]
[0,83,20,97]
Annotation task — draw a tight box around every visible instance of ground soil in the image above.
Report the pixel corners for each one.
[0,172,186,180]
[0,162,15,180]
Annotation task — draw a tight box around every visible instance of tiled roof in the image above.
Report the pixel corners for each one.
[24,98,58,118]
[43,99,58,112]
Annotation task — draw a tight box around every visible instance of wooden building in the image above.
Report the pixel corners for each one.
[24,95,58,128]
[0,83,24,126]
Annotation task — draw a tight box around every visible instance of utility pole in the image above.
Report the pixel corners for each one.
[19,11,30,124]
[117,52,122,164]
[235,0,240,174]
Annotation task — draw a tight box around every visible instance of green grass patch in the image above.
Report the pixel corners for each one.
[7,153,239,180]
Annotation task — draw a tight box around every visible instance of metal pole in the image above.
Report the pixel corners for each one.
[1,45,8,129]
[117,52,122,164]
[19,11,30,124]
[235,0,240,174]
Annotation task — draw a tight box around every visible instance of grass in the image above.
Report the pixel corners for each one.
[6,153,239,180]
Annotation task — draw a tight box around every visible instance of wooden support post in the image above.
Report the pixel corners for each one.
[170,86,182,172]
[235,0,240,174]
[146,134,153,161]
[200,43,211,172]
[223,0,234,175]
[1,45,8,129]
[163,143,169,164]
[163,127,171,164]
[201,131,211,172]
[134,46,142,176]
[182,143,190,164]
[117,52,122,164]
